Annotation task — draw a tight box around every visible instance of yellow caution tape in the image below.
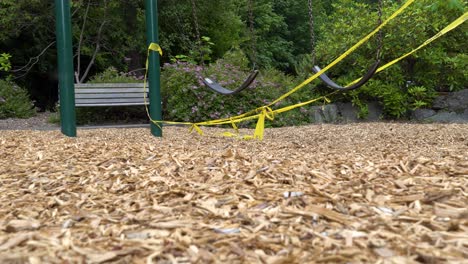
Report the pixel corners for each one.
[143,43,162,127]
[149,43,163,55]
[183,0,417,128]
[268,0,417,106]
[210,10,467,140]
[189,124,204,136]
[222,132,239,138]
[143,7,467,141]
[374,12,468,75]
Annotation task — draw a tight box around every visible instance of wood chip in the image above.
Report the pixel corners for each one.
[0,123,466,262]
[4,219,41,232]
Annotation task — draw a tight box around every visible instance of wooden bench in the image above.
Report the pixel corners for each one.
[74,83,148,107]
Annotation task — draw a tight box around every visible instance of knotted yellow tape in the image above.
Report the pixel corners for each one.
[141,10,467,141]
[230,117,239,133]
[189,124,204,135]
[149,43,163,56]
[253,107,275,140]
[144,43,163,126]
[145,43,163,71]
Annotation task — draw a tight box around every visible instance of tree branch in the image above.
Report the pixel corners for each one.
[10,2,82,81]
[12,41,56,79]
[75,0,91,83]
[79,20,107,83]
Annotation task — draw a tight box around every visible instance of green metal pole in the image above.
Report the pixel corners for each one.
[145,0,163,137]
[55,0,76,137]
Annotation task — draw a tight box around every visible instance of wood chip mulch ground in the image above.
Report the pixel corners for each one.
[0,123,467,263]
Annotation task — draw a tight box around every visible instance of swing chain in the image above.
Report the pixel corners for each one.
[308,0,383,64]
[190,0,201,42]
[190,0,204,65]
[248,0,258,69]
[307,0,316,66]
[376,0,384,60]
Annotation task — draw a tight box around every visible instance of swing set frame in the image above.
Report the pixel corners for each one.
[54,0,163,137]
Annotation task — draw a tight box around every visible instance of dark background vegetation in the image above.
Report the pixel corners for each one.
[0,0,466,124]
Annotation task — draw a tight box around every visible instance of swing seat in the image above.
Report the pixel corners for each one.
[203,70,259,95]
[313,60,380,90]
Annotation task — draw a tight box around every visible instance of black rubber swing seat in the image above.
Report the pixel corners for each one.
[312,60,381,91]
[203,70,259,95]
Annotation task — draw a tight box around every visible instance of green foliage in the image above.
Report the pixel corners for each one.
[70,1,148,79]
[0,53,12,72]
[50,103,148,126]
[407,85,437,110]
[350,92,370,119]
[2,0,465,121]
[159,0,243,60]
[0,0,47,41]
[75,106,147,126]
[296,0,466,118]
[375,85,409,119]
[272,107,313,127]
[2,1,57,73]
[88,67,142,84]
[48,111,60,124]
[171,36,215,65]
[218,48,250,71]
[0,80,35,119]
[160,52,299,126]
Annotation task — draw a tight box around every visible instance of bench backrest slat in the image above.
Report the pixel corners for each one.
[75,88,147,94]
[75,83,145,88]
[75,93,147,99]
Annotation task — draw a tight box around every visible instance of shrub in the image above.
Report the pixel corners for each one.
[74,106,148,125]
[407,85,437,110]
[343,80,438,119]
[0,80,35,119]
[160,51,309,127]
[0,53,12,72]
[48,111,60,124]
[88,67,142,83]
[295,0,466,119]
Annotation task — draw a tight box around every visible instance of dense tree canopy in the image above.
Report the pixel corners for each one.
[0,0,465,115]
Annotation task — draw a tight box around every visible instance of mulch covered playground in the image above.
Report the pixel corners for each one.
[1,0,466,262]
[0,123,467,263]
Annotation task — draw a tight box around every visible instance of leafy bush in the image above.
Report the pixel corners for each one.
[407,85,437,110]
[0,53,12,72]
[295,0,466,119]
[344,81,437,119]
[0,80,35,119]
[171,36,215,65]
[74,106,148,125]
[88,67,143,83]
[160,50,310,127]
[48,111,60,124]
